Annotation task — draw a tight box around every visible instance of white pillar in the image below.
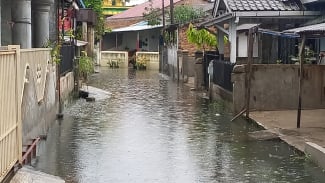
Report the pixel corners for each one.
[218,30,224,56]
[12,0,32,48]
[229,20,237,63]
[32,0,54,47]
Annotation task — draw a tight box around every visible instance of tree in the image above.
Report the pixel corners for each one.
[173,5,204,25]
[84,0,105,40]
[143,0,161,25]
[186,23,217,51]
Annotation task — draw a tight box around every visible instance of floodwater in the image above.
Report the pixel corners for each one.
[35,68,325,183]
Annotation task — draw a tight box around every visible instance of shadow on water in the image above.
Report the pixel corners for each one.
[35,68,325,183]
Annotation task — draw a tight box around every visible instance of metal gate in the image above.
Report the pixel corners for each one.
[0,46,22,182]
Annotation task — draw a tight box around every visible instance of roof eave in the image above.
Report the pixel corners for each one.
[233,10,321,17]
[197,13,232,28]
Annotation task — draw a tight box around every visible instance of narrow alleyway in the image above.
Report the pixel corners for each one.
[34,68,325,183]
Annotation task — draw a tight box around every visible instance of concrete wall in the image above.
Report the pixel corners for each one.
[21,65,74,146]
[139,29,160,52]
[21,65,57,145]
[60,71,75,104]
[185,56,196,77]
[232,64,325,113]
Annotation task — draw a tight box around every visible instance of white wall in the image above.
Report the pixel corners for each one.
[139,29,160,52]
[237,32,258,58]
[122,32,138,50]
[103,28,161,52]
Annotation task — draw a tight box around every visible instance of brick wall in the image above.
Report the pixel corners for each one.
[178,25,198,56]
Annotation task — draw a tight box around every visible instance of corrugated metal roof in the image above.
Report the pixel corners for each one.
[111,24,163,32]
[283,23,325,34]
[108,0,182,19]
[226,0,301,11]
[237,23,259,30]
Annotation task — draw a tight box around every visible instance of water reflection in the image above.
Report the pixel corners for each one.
[35,68,325,183]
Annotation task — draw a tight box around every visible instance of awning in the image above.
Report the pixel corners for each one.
[196,13,232,28]
[75,40,88,47]
[64,37,88,47]
[237,24,259,31]
[283,23,325,35]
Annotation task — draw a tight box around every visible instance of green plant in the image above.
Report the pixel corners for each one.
[84,0,106,40]
[143,0,161,25]
[107,60,119,68]
[173,5,204,25]
[79,51,94,80]
[186,23,217,51]
[43,40,61,64]
[135,55,148,70]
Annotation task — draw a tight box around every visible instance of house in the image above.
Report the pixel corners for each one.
[102,0,131,17]
[101,0,183,69]
[200,0,321,64]
[102,0,214,70]
[217,1,325,115]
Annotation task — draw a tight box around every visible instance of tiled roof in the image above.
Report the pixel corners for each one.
[108,0,182,19]
[226,0,301,11]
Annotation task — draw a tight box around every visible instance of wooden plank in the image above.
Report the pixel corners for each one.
[297,34,306,128]
[245,27,258,118]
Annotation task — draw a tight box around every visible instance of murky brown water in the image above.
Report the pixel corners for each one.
[35,68,325,183]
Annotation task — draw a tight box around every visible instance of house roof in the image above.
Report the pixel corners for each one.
[112,24,163,32]
[108,0,182,19]
[111,21,163,32]
[225,0,301,11]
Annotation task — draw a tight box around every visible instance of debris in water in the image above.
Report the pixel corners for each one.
[86,97,96,102]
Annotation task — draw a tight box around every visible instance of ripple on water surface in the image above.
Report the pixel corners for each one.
[35,68,325,183]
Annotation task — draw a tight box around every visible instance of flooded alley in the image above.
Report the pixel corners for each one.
[35,68,325,183]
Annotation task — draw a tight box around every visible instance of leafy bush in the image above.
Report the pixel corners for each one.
[79,51,94,80]
[186,23,217,51]
[84,0,105,40]
[174,5,204,25]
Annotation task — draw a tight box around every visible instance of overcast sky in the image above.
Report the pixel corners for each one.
[126,0,148,6]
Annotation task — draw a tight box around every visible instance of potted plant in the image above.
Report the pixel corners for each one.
[135,55,147,70]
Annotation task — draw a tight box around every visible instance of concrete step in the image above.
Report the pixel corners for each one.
[248,129,280,141]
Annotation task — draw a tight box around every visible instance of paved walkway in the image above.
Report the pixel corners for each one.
[10,166,64,183]
[250,109,325,169]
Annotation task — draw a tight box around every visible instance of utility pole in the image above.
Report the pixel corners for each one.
[162,0,165,28]
[161,0,166,73]
[170,0,174,25]
[170,0,175,43]
[57,0,65,119]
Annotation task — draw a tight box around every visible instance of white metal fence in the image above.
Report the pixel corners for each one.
[0,47,22,182]
[0,46,51,181]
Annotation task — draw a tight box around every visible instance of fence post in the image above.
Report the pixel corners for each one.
[208,61,214,99]
[182,50,189,82]
[177,50,182,83]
